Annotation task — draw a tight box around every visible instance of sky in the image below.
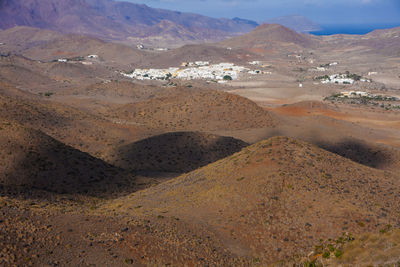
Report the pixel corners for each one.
[124,0,400,25]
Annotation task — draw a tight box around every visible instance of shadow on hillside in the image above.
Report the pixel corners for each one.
[314,139,392,170]
[251,128,393,170]
[0,130,249,201]
[0,140,156,200]
[108,131,249,173]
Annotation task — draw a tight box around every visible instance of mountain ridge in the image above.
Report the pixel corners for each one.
[0,0,259,46]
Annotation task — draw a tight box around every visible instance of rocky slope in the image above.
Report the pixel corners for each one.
[104,136,400,265]
[0,119,138,196]
[111,88,278,132]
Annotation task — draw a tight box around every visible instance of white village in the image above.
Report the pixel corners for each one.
[319,74,372,85]
[122,61,265,82]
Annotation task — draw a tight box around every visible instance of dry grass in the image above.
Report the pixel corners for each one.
[100,136,400,265]
[332,227,400,266]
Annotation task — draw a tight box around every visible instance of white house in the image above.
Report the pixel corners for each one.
[249,61,261,65]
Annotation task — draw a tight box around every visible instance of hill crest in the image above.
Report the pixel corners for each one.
[106,136,400,264]
[221,23,316,50]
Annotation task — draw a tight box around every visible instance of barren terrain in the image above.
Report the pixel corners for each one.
[1,22,400,267]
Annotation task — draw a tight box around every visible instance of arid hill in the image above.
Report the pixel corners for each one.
[0,120,139,196]
[0,52,118,94]
[317,26,400,57]
[273,101,400,172]
[106,131,248,173]
[0,54,59,91]
[75,81,165,101]
[221,23,317,50]
[103,136,400,265]
[111,88,277,132]
[358,26,400,56]
[0,82,148,156]
[136,44,252,68]
[0,26,147,66]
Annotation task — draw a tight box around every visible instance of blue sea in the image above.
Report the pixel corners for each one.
[310,24,400,35]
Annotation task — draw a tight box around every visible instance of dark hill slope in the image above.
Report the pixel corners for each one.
[0,120,137,196]
[106,132,248,173]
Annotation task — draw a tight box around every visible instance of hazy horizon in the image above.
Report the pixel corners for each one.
[124,0,400,27]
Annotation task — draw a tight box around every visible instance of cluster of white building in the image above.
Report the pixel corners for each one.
[320,74,371,85]
[57,54,99,63]
[337,91,399,101]
[339,91,369,97]
[321,74,355,84]
[321,74,372,84]
[123,62,264,81]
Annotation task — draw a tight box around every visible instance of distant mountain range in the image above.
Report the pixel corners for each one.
[0,0,259,47]
[264,15,322,33]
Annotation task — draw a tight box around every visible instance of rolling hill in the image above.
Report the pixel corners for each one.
[0,26,148,66]
[135,44,252,68]
[105,136,400,265]
[221,23,317,51]
[0,82,148,156]
[76,81,165,101]
[111,88,278,132]
[0,119,138,196]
